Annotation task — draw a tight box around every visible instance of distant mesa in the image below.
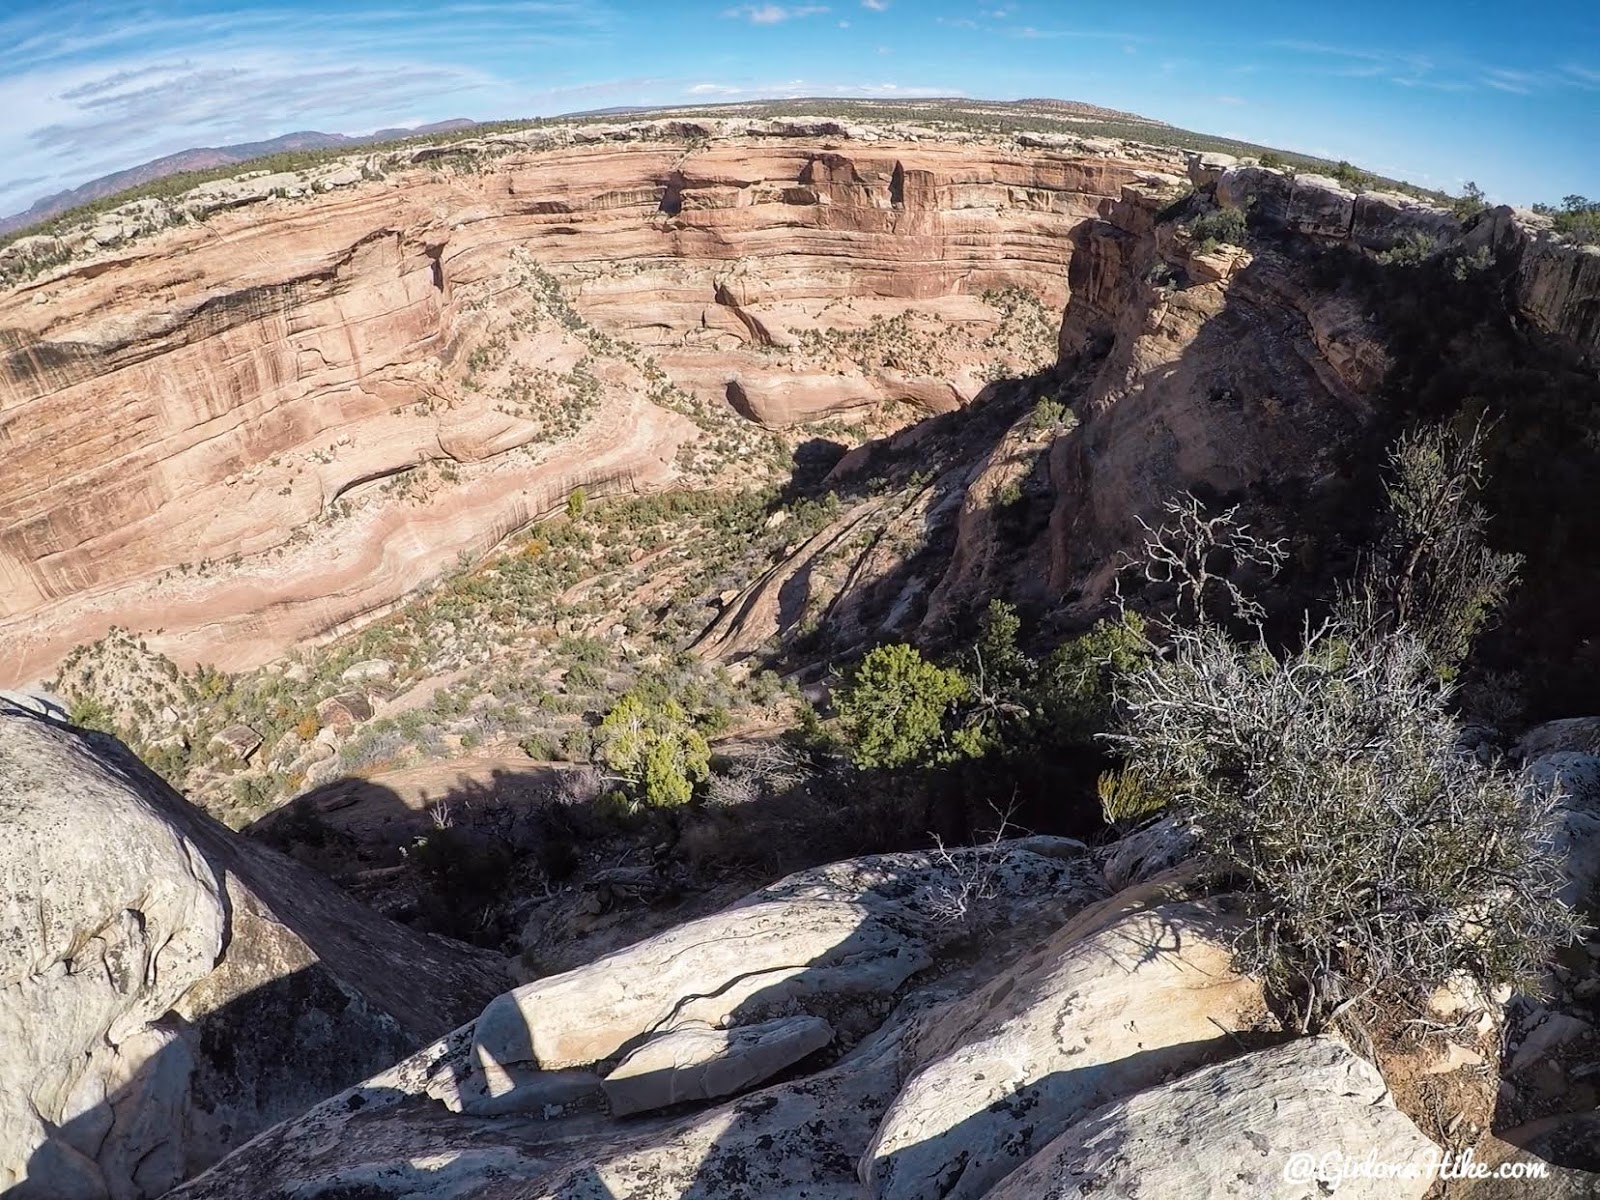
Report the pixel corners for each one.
[0,119,478,236]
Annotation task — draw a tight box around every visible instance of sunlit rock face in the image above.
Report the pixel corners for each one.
[0,124,1168,687]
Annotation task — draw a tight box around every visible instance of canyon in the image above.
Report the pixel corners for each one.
[4,113,1596,698]
[4,104,1600,1200]
[0,119,1164,688]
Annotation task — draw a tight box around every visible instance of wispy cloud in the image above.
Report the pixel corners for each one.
[722,4,830,23]
[0,1,616,216]
[685,78,952,99]
[1271,38,1587,97]
[1014,26,1143,41]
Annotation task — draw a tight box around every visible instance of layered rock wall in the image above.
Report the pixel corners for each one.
[0,126,1170,686]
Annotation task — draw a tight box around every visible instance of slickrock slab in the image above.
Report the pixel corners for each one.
[601,1016,834,1117]
[862,900,1267,1200]
[986,1036,1437,1200]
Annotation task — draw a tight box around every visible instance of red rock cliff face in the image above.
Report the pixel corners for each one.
[0,131,1174,685]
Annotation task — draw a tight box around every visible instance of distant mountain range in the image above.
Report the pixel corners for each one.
[0,120,478,236]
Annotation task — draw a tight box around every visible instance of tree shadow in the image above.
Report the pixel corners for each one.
[4,968,418,1200]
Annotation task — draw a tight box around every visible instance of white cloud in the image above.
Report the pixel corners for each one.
[862,0,890,10]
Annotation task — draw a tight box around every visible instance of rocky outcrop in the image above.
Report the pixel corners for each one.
[8,121,1598,690]
[457,839,1104,1117]
[1199,159,1600,359]
[0,706,507,1197]
[159,834,1446,1200]
[600,1016,835,1117]
[1515,717,1600,909]
[1028,173,1386,614]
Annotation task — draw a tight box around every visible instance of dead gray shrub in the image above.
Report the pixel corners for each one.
[1108,617,1582,1029]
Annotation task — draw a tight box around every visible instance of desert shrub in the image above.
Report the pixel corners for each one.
[1109,618,1580,1025]
[1532,194,1600,245]
[1035,612,1150,748]
[1257,151,1287,171]
[519,732,558,760]
[1029,397,1076,437]
[1329,160,1371,190]
[596,691,711,807]
[557,634,609,664]
[1349,423,1521,680]
[1452,181,1488,220]
[1096,768,1171,828]
[67,694,119,736]
[229,775,280,811]
[566,486,587,520]
[834,643,970,770]
[1375,231,1439,267]
[408,827,514,938]
[560,726,596,762]
[1186,206,1248,253]
[564,663,602,691]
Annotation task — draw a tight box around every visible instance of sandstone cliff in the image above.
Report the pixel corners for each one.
[7,118,1596,699]
[0,120,1175,688]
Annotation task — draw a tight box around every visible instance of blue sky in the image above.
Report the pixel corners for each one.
[0,0,1596,218]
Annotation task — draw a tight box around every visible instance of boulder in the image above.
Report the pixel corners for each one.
[1216,167,1364,240]
[1019,132,1079,151]
[469,897,923,1101]
[1509,1010,1594,1076]
[317,166,363,190]
[315,692,373,733]
[339,659,395,686]
[1286,173,1358,239]
[0,690,68,720]
[0,235,66,266]
[208,723,262,763]
[1101,814,1199,890]
[1217,164,1294,226]
[1517,717,1600,760]
[165,843,1106,1198]
[1,716,226,1199]
[1517,237,1600,361]
[1470,1114,1600,1197]
[466,841,1103,1115]
[1186,151,1238,189]
[1351,190,1458,251]
[1524,752,1600,907]
[861,899,1267,1200]
[985,1036,1437,1199]
[0,710,507,1198]
[601,1016,834,1117]
[177,1023,909,1200]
